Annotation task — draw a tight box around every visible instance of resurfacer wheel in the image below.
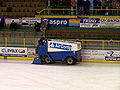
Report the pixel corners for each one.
[66,57,76,65]
[44,57,52,64]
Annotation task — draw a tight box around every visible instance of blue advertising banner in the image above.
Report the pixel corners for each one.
[41,18,69,27]
[80,18,100,27]
[80,18,100,23]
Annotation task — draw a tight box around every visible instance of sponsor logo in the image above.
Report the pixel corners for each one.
[49,20,68,25]
[69,19,80,26]
[80,23,99,27]
[69,19,80,23]
[42,19,49,24]
[80,23,91,27]
[1,48,25,53]
[105,57,120,61]
[49,42,72,50]
[105,51,120,61]
[42,18,68,26]
[81,19,100,23]
[101,19,120,23]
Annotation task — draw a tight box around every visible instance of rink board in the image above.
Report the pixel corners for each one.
[0,56,34,63]
[0,56,120,63]
[82,59,120,63]
[81,49,120,63]
[1,49,120,63]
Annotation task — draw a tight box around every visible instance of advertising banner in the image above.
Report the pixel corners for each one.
[5,18,21,26]
[81,49,120,61]
[27,48,36,57]
[41,18,69,27]
[100,18,120,28]
[80,18,100,28]
[22,17,41,26]
[69,19,80,27]
[0,47,27,57]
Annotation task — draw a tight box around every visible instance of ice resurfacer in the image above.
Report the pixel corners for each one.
[32,39,81,65]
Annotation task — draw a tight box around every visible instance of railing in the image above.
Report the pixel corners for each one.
[46,35,120,40]
[0,31,120,50]
[36,6,120,16]
[0,31,44,48]
[90,9,120,16]
[57,39,120,50]
[79,39,120,50]
[1,37,41,48]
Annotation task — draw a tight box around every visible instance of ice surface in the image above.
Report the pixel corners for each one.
[0,61,120,90]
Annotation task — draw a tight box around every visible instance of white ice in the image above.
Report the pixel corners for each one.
[0,61,120,90]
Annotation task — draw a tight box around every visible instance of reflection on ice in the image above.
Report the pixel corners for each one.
[0,61,120,90]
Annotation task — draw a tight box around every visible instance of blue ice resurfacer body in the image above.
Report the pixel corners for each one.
[33,39,81,65]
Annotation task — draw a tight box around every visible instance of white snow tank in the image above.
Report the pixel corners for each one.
[47,39,81,52]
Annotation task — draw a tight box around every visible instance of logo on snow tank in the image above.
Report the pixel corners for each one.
[49,42,72,50]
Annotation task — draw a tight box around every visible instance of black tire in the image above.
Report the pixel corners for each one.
[66,57,76,65]
[44,57,52,64]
